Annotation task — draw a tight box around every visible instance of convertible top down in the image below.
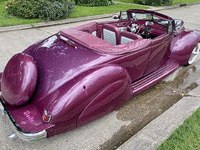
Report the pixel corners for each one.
[0,9,200,141]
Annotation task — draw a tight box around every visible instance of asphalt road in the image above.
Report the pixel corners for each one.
[0,4,200,150]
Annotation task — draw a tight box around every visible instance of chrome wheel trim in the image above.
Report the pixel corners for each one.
[188,42,200,65]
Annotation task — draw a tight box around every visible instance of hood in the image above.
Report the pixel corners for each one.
[24,34,116,102]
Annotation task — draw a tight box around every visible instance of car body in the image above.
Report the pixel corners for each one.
[0,9,200,142]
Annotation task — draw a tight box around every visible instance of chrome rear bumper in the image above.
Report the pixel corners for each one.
[0,98,47,142]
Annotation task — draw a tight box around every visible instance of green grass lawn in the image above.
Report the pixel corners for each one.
[173,0,200,5]
[117,0,200,5]
[157,107,200,150]
[68,3,148,18]
[0,2,148,27]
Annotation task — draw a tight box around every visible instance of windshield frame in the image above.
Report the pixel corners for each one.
[131,12,153,21]
[127,9,173,21]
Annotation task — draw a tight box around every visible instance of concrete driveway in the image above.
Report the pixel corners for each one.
[0,4,200,150]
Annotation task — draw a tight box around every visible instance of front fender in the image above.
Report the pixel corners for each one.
[48,65,131,126]
[170,30,200,65]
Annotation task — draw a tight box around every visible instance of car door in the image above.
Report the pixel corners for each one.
[143,33,173,76]
[143,20,174,76]
[111,45,151,82]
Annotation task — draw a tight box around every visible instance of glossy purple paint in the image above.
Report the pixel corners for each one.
[170,30,200,65]
[0,9,200,140]
[1,53,37,106]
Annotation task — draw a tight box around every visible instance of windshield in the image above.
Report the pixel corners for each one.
[131,13,152,20]
[120,11,128,20]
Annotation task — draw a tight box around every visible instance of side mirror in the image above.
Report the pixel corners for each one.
[173,19,184,35]
[120,11,128,20]
[174,19,183,30]
[112,15,119,19]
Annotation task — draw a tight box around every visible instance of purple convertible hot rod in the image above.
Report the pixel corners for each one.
[0,9,200,141]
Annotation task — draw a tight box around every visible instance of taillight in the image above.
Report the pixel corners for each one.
[43,110,52,122]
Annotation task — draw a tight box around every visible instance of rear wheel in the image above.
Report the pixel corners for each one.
[188,42,200,65]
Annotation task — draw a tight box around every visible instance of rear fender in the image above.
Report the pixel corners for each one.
[170,30,200,65]
[48,65,131,126]
[77,78,132,127]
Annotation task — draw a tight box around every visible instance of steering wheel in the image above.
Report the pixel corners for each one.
[127,23,139,33]
[140,25,152,38]
[137,21,153,34]
[136,24,144,34]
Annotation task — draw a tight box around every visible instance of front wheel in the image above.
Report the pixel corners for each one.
[188,42,200,65]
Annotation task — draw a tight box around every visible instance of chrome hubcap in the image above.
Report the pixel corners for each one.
[188,43,200,64]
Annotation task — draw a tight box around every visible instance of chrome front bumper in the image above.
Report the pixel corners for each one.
[0,98,47,142]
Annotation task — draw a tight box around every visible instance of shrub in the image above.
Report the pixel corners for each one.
[145,0,173,5]
[133,0,143,5]
[133,0,173,6]
[5,0,40,18]
[75,0,115,6]
[5,0,74,20]
[38,0,74,20]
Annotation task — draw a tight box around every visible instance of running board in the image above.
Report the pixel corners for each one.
[131,60,179,95]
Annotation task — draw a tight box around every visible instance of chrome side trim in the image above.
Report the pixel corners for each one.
[0,98,47,142]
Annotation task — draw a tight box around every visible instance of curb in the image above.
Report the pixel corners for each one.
[117,92,200,150]
[0,24,33,33]
[117,86,200,150]
[0,2,200,33]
